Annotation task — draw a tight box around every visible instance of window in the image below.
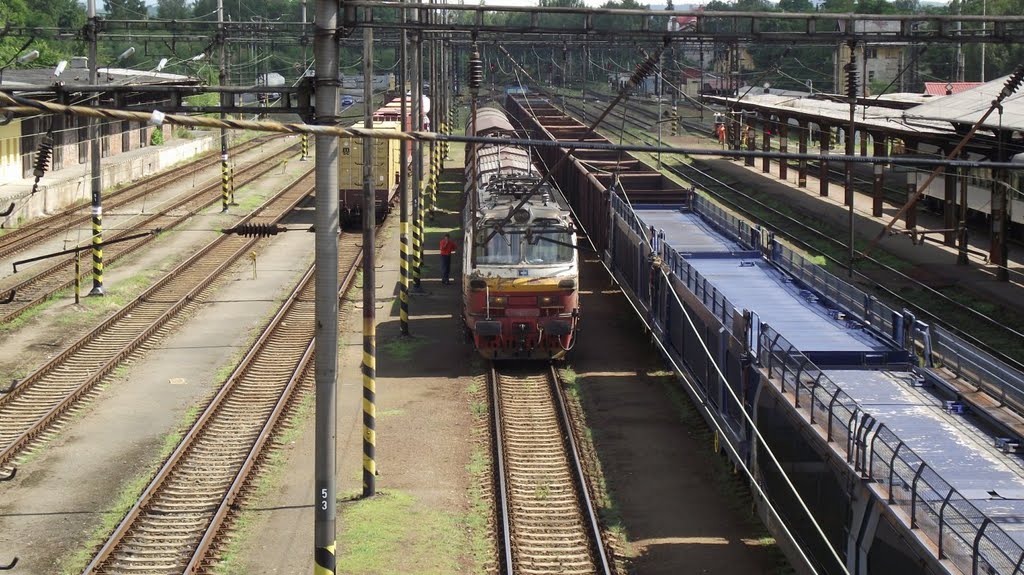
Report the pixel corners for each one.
[475,231,520,265]
[868,71,876,82]
[474,230,574,266]
[523,233,574,264]
[866,48,878,59]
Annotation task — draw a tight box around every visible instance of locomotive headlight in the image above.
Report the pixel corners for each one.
[538,295,558,307]
[470,279,487,291]
[558,279,576,290]
[488,296,507,308]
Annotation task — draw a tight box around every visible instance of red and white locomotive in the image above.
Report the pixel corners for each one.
[462,107,580,359]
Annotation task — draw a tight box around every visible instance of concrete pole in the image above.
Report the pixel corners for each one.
[797,120,808,188]
[410,8,424,289]
[981,0,986,82]
[427,1,437,217]
[218,0,230,213]
[992,167,1010,281]
[819,125,830,197]
[846,48,857,278]
[957,155,969,265]
[398,2,411,334]
[300,0,309,161]
[312,0,340,570]
[87,0,104,296]
[361,22,377,499]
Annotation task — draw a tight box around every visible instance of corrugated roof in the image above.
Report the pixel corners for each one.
[904,75,1024,131]
[707,93,949,136]
[923,82,984,96]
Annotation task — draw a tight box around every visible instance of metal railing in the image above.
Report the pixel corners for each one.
[693,193,757,249]
[611,193,743,334]
[760,323,1024,575]
[931,325,1024,414]
[772,243,900,344]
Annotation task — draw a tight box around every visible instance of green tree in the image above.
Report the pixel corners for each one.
[1,0,85,67]
[157,0,192,20]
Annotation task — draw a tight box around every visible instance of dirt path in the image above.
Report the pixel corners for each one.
[571,253,784,575]
[226,165,482,575]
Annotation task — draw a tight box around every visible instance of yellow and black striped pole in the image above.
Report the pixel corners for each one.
[361,25,377,498]
[399,220,411,334]
[430,147,439,215]
[89,204,104,296]
[398,11,412,331]
[229,164,236,206]
[412,177,424,286]
[221,154,230,213]
[362,316,376,496]
[301,132,309,161]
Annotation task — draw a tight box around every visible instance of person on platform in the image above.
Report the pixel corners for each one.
[439,233,457,285]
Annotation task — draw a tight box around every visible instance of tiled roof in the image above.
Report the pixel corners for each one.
[923,82,985,96]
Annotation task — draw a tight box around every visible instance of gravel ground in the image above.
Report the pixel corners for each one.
[0,154,314,574]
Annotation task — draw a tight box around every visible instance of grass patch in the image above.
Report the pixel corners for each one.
[336,490,466,575]
[557,365,631,560]
[378,335,429,362]
[213,390,316,575]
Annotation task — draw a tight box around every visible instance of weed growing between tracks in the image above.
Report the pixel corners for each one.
[212,385,316,575]
[466,375,498,575]
[659,372,796,575]
[558,366,630,574]
[378,335,429,362]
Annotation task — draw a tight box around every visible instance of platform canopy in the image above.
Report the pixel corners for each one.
[902,74,1024,133]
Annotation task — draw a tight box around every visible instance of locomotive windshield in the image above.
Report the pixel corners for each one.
[474,230,574,265]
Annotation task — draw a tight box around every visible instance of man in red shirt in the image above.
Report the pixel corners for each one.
[439,233,457,285]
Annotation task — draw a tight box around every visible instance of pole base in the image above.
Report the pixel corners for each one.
[221,207,229,213]
[88,286,105,297]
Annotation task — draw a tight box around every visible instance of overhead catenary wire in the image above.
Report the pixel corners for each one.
[490,56,844,569]
[5,91,1024,171]
[509,96,837,574]
[549,91,1024,364]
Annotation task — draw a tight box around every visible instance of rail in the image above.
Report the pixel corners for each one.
[489,365,612,575]
[0,135,279,262]
[0,140,301,323]
[0,169,314,472]
[84,230,363,573]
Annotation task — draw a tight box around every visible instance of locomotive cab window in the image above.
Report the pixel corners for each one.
[474,230,574,266]
[475,231,521,265]
[524,232,574,264]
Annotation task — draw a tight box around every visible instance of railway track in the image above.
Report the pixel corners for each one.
[0,141,301,324]
[559,94,911,204]
[0,135,279,262]
[81,231,362,574]
[490,365,611,575]
[0,168,315,474]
